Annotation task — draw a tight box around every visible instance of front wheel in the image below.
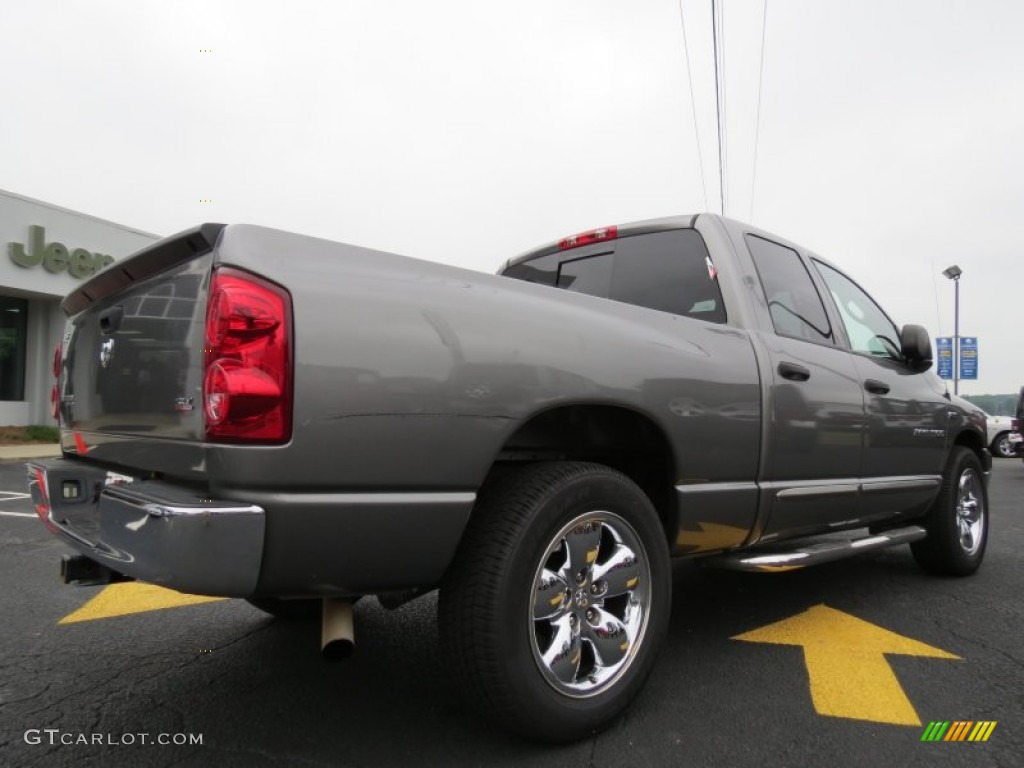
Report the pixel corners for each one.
[439,462,671,742]
[910,447,988,576]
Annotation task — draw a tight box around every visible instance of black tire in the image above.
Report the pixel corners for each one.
[991,432,1016,459]
[439,462,671,742]
[246,597,321,620]
[910,447,988,576]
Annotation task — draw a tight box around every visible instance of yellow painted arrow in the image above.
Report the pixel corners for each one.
[733,604,959,726]
[59,583,226,624]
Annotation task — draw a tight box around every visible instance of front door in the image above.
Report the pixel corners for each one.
[812,260,947,521]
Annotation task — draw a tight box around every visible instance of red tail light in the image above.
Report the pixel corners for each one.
[204,267,292,443]
[1013,418,1020,431]
[558,225,618,251]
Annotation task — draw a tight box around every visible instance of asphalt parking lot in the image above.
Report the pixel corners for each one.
[1,459,1021,768]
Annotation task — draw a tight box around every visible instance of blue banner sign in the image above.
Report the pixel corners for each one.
[936,337,953,380]
[959,337,978,380]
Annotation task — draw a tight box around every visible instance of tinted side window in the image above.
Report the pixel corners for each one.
[745,235,832,343]
[813,260,902,360]
[504,230,726,323]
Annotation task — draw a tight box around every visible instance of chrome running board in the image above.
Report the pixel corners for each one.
[706,525,928,572]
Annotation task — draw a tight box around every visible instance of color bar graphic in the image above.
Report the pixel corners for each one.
[921,721,996,742]
[968,722,997,742]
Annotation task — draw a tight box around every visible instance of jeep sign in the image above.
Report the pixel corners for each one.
[9,225,115,279]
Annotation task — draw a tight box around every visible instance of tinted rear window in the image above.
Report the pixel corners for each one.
[503,230,726,323]
[745,234,833,344]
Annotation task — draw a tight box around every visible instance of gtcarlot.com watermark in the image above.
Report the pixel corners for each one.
[25,729,203,747]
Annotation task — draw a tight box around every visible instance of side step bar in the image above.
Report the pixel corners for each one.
[705,525,927,572]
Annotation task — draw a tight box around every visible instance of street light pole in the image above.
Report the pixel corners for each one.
[942,265,963,395]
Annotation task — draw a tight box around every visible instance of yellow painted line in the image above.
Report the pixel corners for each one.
[59,582,226,624]
[979,721,997,741]
[733,604,958,726]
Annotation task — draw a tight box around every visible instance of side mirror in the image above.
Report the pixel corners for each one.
[901,324,933,371]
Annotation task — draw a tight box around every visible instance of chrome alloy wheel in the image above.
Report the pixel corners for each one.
[529,511,651,698]
[956,468,985,556]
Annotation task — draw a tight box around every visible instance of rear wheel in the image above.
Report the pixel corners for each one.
[910,447,988,576]
[439,462,670,742]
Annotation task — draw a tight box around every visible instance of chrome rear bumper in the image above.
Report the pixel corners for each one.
[27,458,264,597]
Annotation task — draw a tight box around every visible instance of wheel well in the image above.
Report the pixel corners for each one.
[954,429,986,461]
[490,405,676,540]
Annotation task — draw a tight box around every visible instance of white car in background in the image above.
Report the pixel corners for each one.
[951,397,1019,459]
[985,413,1020,458]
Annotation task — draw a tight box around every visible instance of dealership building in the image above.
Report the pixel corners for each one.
[0,189,160,426]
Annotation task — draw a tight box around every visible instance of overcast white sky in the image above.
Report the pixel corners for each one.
[2,0,1021,394]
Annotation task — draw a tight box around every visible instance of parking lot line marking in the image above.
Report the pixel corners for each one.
[0,510,36,518]
[733,604,959,726]
[59,582,226,624]
[0,491,31,500]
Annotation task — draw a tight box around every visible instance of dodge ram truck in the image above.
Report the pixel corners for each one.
[28,214,991,741]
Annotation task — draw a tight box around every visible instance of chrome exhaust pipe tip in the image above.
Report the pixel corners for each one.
[321,597,355,661]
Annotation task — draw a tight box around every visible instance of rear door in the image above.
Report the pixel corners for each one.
[57,225,223,474]
[743,235,866,539]
[64,257,209,440]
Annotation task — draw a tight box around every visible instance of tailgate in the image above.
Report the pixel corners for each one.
[59,225,224,459]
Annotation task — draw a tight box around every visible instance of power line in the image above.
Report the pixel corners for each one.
[711,0,725,215]
[721,0,729,216]
[749,0,768,223]
[677,0,709,212]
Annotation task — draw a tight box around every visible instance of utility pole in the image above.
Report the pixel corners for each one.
[942,265,963,395]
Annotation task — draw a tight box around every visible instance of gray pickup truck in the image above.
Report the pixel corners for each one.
[29,214,990,741]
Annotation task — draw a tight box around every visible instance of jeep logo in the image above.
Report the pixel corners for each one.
[8,225,115,279]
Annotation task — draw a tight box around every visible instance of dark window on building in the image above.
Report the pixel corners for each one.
[745,235,832,344]
[503,230,727,323]
[0,297,28,401]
